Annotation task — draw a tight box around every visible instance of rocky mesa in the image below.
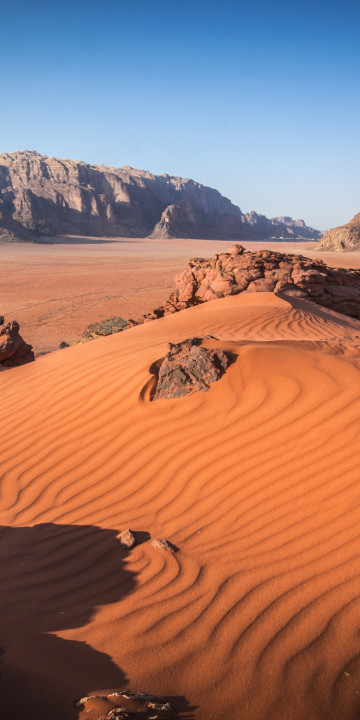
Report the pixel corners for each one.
[0,151,321,242]
[318,212,360,252]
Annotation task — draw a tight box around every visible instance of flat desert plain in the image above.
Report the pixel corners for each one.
[2,236,360,355]
[1,239,360,720]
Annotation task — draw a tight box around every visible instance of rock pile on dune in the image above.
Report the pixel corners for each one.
[318,212,360,252]
[76,690,175,719]
[131,244,360,323]
[0,318,34,367]
[154,338,230,400]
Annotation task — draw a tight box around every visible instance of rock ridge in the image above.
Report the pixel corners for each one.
[125,245,360,325]
[318,213,360,252]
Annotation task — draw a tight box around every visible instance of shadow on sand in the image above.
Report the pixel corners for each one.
[0,523,195,720]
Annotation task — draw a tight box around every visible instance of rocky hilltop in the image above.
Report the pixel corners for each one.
[318,213,360,252]
[124,245,360,325]
[0,151,320,241]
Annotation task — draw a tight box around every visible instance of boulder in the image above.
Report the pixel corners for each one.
[0,319,34,367]
[153,338,230,400]
[82,316,127,340]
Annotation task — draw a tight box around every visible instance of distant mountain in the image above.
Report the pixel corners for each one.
[0,151,321,242]
[318,213,360,251]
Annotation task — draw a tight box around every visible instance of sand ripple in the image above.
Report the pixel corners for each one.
[1,293,360,719]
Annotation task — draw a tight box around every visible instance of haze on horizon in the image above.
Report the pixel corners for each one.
[1,0,359,232]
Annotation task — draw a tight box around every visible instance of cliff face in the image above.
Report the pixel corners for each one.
[318,213,360,252]
[0,151,321,241]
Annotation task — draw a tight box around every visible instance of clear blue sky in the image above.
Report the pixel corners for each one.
[1,0,359,230]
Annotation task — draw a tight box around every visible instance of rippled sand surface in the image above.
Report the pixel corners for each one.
[1,292,360,719]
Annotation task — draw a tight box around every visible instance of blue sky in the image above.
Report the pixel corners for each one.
[1,0,359,230]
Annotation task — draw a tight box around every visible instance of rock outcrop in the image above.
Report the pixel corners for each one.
[0,319,34,367]
[124,245,360,325]
[76,689,174,719]
[0,151,321,241]
[153,338,230,400]
[318,213,360,252]
[82,316,127,340]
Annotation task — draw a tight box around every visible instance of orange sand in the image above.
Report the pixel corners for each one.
[1,292,360,719]
[2,236,360,356]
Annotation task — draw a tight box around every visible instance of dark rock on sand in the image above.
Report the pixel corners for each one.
[154,338,230,400]
[82,316,127,340]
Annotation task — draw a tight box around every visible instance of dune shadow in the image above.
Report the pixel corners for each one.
[0,523,135,720]
[0,523,195,720]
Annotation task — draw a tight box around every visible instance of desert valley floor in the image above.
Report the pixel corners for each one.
[1,239,360,720]
[2,236,360,355]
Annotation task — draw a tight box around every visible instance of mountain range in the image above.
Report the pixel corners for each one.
[0,151,321,242]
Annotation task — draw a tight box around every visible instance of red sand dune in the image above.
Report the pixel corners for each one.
[1,292,360,719]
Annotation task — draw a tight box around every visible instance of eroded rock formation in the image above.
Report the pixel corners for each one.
[318,213,360,252]
[0,319,34,367]
[0,151,320,241]
[76,689,175,719]
[134,244,360,321]
[153,338,230,399]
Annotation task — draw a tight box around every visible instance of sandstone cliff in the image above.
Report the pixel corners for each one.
[0,151,320,241]
[318,213,360,252]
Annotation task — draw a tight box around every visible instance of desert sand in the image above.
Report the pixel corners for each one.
[2,236,360,356]
[1,289,360,719]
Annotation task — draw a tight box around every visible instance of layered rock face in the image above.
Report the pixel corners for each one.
[0,151,320,241]
[0,319,34,366]
[318,213,360,252]
[130,245,360,323]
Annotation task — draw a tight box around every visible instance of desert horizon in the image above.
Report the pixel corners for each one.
[2,0,360,718]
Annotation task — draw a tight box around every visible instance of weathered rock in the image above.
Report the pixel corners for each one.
[117,529,136,549]
[0,151,320,242]
[82,316,127,339]
[59,341,70,349]
[318,213,360,252]
[76,689,174,719]
[0,319,34,367]
[153,338,230,400]
[166,246,360,320]
[150,539,174,552]
[79,246,360,345]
